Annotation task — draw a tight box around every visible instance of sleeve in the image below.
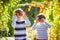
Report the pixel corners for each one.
[45,22,51,28]
[12,16,17,27]
[24,16,31,26]
[32,23,37,30]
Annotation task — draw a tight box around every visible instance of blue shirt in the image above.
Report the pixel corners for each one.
[32,21,51,39]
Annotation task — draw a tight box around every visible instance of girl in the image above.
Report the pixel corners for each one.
[12,8,31,40]
[32,14,51,40]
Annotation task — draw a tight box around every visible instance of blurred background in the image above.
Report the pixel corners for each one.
[0,0,60,40]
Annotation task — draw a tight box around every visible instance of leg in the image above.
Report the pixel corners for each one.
[15,39,19,40]
[36,39,48,40]
[23,38,26,40]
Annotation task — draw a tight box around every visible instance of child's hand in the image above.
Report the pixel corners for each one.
[22,11,26,17]
[36,18,39,23]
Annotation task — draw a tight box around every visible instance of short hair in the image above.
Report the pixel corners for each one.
[37,15,46,19]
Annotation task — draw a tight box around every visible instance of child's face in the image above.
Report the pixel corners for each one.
[36,17,40,23]
[36,17,45,23]
[39,18,45,22]
[16,12,23,18]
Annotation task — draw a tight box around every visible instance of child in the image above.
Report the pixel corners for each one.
[12,8,31,40]
[32,14,51,40]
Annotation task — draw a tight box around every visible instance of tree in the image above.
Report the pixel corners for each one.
[0,0,20,37]
[46,0,60,40]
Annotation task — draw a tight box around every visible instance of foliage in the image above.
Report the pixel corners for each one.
[0,0,20,37]
[46,0,60,40]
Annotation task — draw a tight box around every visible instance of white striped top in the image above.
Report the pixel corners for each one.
[12,16,31,27]
[32,21,51,39]
[12,16,31,40]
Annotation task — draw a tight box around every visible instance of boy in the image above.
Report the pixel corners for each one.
[12,8,31,40]
[32,14,51,40]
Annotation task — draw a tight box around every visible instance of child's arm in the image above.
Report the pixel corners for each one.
[45,22,51,28]
[32,23,37,30]
[12,16,17,27]
[24,16,31,26]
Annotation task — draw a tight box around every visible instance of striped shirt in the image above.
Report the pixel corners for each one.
[12,16,31,40]
[32,21,51,39]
